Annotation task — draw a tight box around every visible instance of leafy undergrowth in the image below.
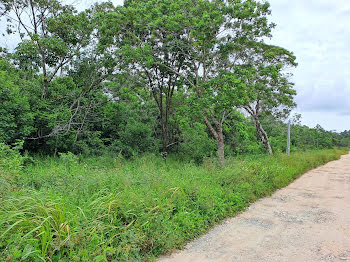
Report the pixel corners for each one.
[0,149,347,261]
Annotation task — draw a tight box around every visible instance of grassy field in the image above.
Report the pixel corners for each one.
[0,149,347,261]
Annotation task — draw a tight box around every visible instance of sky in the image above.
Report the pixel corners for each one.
[1,0,349,132]
[266,0,350,132]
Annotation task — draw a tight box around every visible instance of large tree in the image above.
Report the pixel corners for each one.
[99,0,278,163]
[160,0,275,163]
[98,0,191,160]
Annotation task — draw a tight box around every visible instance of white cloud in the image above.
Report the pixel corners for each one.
[268,0,350,131]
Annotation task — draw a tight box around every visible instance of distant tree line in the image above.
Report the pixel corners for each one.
[0,0,347,163]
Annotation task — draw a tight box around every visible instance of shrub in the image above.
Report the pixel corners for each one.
[0,141,24,195]
[0,141,24,176]
[179,120,216,163]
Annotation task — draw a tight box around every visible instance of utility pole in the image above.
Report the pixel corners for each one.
[286,120,291,155]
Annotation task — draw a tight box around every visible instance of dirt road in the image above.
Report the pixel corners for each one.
[159,154,350,262]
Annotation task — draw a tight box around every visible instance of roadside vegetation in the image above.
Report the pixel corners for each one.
[0,147,347,261]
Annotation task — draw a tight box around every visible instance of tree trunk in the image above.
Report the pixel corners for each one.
[217,129,225,165]
[162,122,168,161]
[202,112,225,165]
[40,49,49,99]
[42,78,49,98]
[263,130,273,155]
[255,117,273,155]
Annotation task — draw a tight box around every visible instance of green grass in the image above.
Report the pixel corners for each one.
[0,149,347,261]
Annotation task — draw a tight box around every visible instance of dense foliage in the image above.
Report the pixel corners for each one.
[0,0,348,161]
[0,148,347,261]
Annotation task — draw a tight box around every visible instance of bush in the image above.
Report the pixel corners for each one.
[0,141,24,176]
[0,141,24,195]
[117,120,155,158]
[179,120,216,163]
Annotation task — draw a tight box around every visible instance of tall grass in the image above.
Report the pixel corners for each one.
[0,149,347,261]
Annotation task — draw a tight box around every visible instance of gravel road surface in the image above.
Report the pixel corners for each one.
[159,154,350,262]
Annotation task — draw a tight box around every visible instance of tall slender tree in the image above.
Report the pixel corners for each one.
[239,43,297,154]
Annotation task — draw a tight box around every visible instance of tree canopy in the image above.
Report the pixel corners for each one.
[0,0,345,162]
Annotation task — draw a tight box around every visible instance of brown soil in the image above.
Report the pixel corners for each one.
[159,154,350,262]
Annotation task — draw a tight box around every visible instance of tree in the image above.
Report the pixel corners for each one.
[141,0,275,164]
[0,0,94,97]
[196,71,251,163]
[98,0,191,160]
[239,43,297,154]
[0,1,113,148]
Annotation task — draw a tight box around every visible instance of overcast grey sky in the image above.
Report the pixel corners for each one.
[2,0,349,131]
[267,0,350,132]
